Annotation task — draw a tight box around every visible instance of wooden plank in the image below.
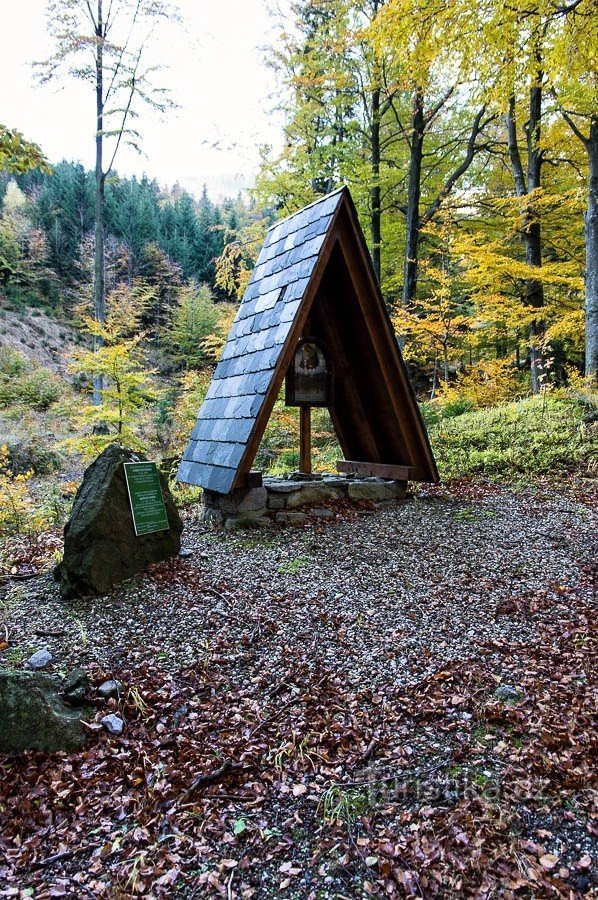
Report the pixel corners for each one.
[299,406,312,474]
[337,460,412,480]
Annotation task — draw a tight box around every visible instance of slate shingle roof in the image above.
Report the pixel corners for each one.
[177,189,346,493]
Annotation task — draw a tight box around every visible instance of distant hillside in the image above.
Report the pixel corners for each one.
[0,301,80,375]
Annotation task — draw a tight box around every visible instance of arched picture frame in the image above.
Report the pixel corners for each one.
[285,337,331,407]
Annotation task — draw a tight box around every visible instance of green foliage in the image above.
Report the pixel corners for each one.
[8,162,252,313]
[0,445,69,538]
[256,393,341,474]
[66,283,159,459]
[0,347,60,410]
[318,785,370,824]
[434,359,526,412]
[0,125,49,174]
[428,393,597,481]
[165,282,221,369]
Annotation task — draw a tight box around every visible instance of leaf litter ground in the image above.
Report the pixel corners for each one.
[0,480,596,898]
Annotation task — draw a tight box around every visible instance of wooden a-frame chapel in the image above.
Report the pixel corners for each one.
[177,187,438,494]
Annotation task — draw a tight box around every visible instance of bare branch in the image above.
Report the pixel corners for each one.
[421,107,495,225]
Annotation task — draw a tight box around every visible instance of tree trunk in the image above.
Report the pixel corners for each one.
[402,88,424,309]
[506,80,545,394]
[525,82,545,393]
[370,87,381,284]
[585,119,598,382]
[93,0,105,406]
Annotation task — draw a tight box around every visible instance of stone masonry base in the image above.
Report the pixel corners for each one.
[201,473,407,529]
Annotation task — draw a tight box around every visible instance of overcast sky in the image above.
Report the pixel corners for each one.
[1,0,288,199]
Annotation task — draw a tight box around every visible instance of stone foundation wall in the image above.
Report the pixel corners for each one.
[201,474,407,529]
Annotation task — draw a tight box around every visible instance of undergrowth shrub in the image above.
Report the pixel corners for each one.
[428,392,597,480]
[0,347,60,410]
[0,445,35,537]
[0,445,76,543]
[434,359,525,412]
[2,438,61,475]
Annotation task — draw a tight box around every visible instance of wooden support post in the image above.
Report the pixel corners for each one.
[300,406,312,474]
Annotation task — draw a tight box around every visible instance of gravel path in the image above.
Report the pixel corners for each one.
[3,482,595,686]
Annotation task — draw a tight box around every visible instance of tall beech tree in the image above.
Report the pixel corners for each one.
[260,0,496,310]
[372,0,496,311]
[546,0,598,381]
[38,0,177,402]
[454,0,595,387]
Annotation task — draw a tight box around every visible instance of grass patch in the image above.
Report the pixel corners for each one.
[427,393,597,481]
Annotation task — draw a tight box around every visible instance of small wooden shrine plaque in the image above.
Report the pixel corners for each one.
[285,338,330,407]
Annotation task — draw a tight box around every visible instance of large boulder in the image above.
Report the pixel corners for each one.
[56,443,183,599]
[0,670,88,753]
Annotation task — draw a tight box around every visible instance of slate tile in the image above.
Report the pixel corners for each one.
[191,419,213,442]
[280,298,303,323]
[299,232,327,259]
[239,280,260,303]
[225,418,254,444]
[176,459,198,486]
[254,371,273,394]
[220,396,246,419]
[207,466,236,495]
[318,192,345,217]
[254,287,282,313]
[304,213,334,238]
[284,277,310,302]
[218,340,236,362]
[195,398,215,420]
[205,442,244,469]
[215,358,234,379]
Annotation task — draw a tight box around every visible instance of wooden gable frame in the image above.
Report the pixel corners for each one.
[178,187,438,493]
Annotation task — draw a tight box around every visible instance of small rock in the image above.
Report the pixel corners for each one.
[26,648,53,670]
[575,875,592,894]
[276,511,308,525]
[267,494,286,509]
[348,481,405,501]
[288,471,320,481]
[178,548,194,558]
[286,485,341,508]
[102,714,124,735]
[62,668,89,705]
[311,507,334,519]
[494,684,521,702]
[224,515,271,530]
[97,679,122,698]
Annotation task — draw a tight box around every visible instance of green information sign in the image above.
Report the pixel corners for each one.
[124,462,169,536]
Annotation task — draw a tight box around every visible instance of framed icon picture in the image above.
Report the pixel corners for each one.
[285,338,330,407]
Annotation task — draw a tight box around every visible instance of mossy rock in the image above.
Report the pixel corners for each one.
[55,443,183,599]
[0,670,88,753]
